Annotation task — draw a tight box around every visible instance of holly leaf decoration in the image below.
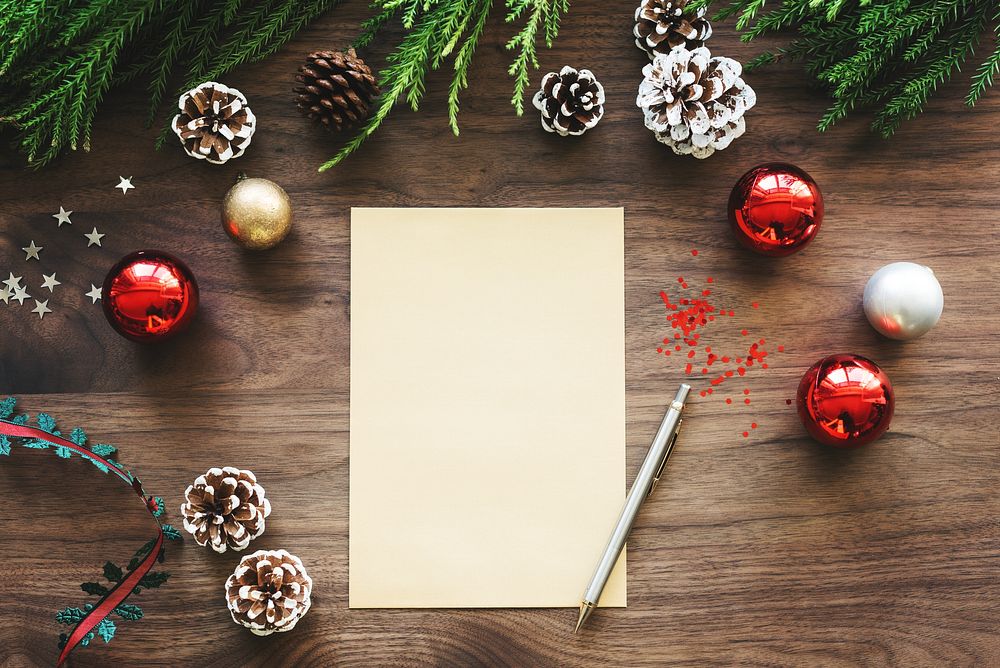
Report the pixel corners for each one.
[96,618,116,643]
[0,435,10,457]
[90,443,116,457]
[81,582,109,596]
[162,524,181,541]
[103,562,123,582]
[138,571,170,589]
[0,397,15,420]
[55,607,86,624]
[37,413,58,433]
[151,496,165,518]
[112,604,143,621]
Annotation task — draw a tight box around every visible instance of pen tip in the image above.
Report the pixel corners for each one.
[574,602,593,633]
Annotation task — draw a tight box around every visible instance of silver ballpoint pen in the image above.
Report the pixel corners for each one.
[574,382,690,632]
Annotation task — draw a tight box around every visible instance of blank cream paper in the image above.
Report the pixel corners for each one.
[350,207,626,608]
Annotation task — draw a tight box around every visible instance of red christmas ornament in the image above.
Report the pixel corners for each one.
[103,250,199,342]
[796,353,894,448]
[728,162,823,256]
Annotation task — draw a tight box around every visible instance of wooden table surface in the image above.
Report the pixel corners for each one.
[2,2,998,666]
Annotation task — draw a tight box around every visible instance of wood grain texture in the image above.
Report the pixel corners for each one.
[1,2,999,666]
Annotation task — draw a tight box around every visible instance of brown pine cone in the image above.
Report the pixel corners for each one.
[294,48,380,131]
[226,549,313,635]
[634,0,713,58]
[180,467,271,553]
[172,82,256,164]
[531,66,605,137]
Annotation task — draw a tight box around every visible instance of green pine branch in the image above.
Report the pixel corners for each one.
[707,0,1000,136]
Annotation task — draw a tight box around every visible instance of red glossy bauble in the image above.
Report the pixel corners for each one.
[728,162,823,257]
[797,354,894,448]
[102,250,199,343]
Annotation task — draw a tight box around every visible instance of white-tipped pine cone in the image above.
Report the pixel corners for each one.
[634,0,713,58]
[532,66,605,136]
[636,46,756,158]
[226,549,313,636]
[180,467,271,553]
[172,81,256,164]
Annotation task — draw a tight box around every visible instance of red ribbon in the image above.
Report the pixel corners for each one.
[0,419,165,666]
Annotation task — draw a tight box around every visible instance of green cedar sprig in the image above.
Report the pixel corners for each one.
[321,0,571,171]
[0,0,341,167]
[697,0,1000,136]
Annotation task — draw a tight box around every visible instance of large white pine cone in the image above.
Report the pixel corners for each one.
[636,45,756,158]
[180,466,271,553]
[226,549,313,636]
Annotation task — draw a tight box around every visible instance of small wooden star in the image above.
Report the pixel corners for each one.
[11,285,30,305]
[53,206,73,226]
[116,176,135,194]
[41,273,61,292]
[22,241,42,261]
[85,227,105,247]
[32,299,51,319]
[86,284,103,303]
[0,287,9,304]
[3,273,22,291]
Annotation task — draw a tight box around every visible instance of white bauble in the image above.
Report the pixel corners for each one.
[863,262,943,340]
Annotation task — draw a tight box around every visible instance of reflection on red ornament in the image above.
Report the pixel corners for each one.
[796,353,894,448]
[728,162,823,256]
[102,250,199,343]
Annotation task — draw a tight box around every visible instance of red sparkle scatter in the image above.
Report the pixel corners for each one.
[786,399,793,405]
[742,431,749,438]
[691,249,699,256]
[675,333,681,339]
[677,277,684,284]
[707,277,714,283]
[725,370,734,377]
[722,356,730,363]
[708,315,715,321]
[752,302,759,309]
[701,367,708,374]
[743,389,750,395]
[664,351,671,356]
[725,398,732,404]
[699,390,707,397]
[657,347,663,353]
[761,363,768,369]
[685,363,693,374]
[687,350,696,358]
[745,398,751,405]
[778,345,784,352]
[741,329,748,336]
[675,345,682,351]
[737,367,746,376]
[706,388,713,395]
[729,310,735,317]
[751,422,758,429]
[702,289,711,296]
[759,338,765,345]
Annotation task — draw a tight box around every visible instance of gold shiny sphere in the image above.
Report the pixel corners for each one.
[222,177,293,250]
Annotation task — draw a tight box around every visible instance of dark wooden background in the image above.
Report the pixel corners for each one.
[1,2,998,666]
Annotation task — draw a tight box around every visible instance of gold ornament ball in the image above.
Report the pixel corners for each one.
[222,177,293,250]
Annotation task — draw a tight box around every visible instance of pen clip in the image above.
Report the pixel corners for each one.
[648,418,682,498]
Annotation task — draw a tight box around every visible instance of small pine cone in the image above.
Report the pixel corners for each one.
[636,46,756,159]
[634,0,713,58]
[226,549,313,636]
[172,82,256,164]
[181,467,271,553]
[531,66,605,137]
[294,48,380,131]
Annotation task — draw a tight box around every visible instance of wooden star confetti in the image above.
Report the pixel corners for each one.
[0,287,9,304]
[3,273,22,291]
[31,299,51,319]
[85,227,105,247]
[41,273,61,292]
[85,284,103,303]
[116,176,134,194]
[53,206,73,226]
[22,241,42,261]
[11,285,30,305]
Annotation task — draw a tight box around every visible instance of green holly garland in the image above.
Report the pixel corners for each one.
[0,397,180,655]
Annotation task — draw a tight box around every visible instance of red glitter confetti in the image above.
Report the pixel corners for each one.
[778,345,784,352]
[725,398,732,404]
[786,399,793,405]
[691,249,699,256]
[752,302,759,309]
[744,398,751,405]
[707,277,714,283]
[740,329,748,336]
[751,423,758,429]
[743,389,750,395]
[742,431,749,438]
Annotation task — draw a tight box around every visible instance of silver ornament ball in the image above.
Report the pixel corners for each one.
[863,262,943,340]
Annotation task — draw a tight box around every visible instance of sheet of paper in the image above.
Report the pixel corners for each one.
[350,207,626,608]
